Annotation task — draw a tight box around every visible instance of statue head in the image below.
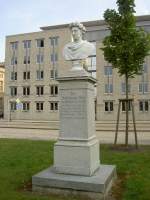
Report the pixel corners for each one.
[69,22,86,42]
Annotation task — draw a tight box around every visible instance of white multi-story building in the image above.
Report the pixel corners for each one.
[0,62,5,118]
[4,15,150,121]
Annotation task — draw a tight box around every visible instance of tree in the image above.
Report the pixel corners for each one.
[101,0,150,147]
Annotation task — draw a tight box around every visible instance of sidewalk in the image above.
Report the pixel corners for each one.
[0,127,150,145]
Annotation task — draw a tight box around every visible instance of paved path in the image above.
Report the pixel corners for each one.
[0,127,150,145]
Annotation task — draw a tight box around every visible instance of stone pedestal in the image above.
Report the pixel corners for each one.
[54,74,99,176]
[32,70,116,199]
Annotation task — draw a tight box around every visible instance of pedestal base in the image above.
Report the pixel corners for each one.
[54,138,100,176]
[32,165,116,200]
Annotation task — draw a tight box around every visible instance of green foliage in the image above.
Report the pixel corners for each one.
[102,0,150,78]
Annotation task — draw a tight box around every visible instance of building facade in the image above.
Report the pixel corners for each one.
[0,63,5,118]
[4,15,150,121]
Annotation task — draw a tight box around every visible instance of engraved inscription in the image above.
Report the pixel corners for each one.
[60,90,86,119]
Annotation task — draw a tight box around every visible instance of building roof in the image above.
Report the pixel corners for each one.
[40,15,150,30]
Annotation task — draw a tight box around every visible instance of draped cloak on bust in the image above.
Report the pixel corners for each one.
[63,40,95,61]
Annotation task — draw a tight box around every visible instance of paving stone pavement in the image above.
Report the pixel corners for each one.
[0,127,150,145]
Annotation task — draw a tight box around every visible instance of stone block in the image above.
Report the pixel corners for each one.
[32,165,116,200]
[54,138,100,176]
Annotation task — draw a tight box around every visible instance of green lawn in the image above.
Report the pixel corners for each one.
[0,139,150,200]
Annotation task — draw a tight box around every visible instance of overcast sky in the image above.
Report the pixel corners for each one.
[0,0,150,61]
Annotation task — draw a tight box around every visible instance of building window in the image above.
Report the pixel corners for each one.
[51,53,58,62]
[23,102,30,111]
[121,83,131,94]
[50,102,58,111]
[143,63,148,73]
[23,87,30,96]
[24,56,30,64]
[87,56,96,78]
[0,81,3,92]
[36,70,44,80]
[23,71,30,80]
[105,84,113,94]
[36,54,44,64]
[122,101,131,111]
[50,37,59,46]
[36,86,44,96]
[36,102,44,111]
[104,66,112,76]
[50,69,58,79]
[0,73,3,78]
[10,102,17,111]
[139,101,149,112]
[37,39,44,47]
[11,72,17,81]
[23,40,31,48]
[50,85,58,96]
[11,57,17,65]
[139,83,148,93]
[105,101,113,112]
[10,87,17,96]
[11,42,18,50]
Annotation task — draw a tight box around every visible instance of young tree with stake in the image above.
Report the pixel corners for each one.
[102,0,150,147]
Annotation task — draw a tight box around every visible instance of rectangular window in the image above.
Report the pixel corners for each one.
[11,42,18,50]
[10,102,17,111]
[0,73,3,78]
[36,86,44,95]
[23,102,30,111]
[105,101,113,112]
[36,54,44,64]
[122,101,131,111]
[104,66,112,76]
[0,81,3,92]
[87,56,96,78]
[36,70,44,80]
[50,69,58,79]
[50,85,58,96]
[50,37,59,46]
[105,84,113,94]
[143,63,148,73]
[50,102,58,111]
[24,56,30,64]
[139,101,149,112]
[10,87,17,96]
[36,102,44,111]
[51,53,58,62]
[23,87,30,96]
[23,71,30,80]
[23,40,31,48]
[11,57,17,65]
[11,72,17,81]
[121,83,131,94]
[139,83,148,93]
[37,39,44,47]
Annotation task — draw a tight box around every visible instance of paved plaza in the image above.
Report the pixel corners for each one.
[0,127,150,145]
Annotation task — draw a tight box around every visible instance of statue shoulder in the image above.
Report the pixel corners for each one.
[83,40,95,47]
[64,42,73,49]
[82,40,95,54]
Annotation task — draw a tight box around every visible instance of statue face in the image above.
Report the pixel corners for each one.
[71,27,82,42]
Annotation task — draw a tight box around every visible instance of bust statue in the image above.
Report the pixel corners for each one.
[63,22,95,61]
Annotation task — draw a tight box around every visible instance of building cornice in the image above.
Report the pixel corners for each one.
[40,15,150,30]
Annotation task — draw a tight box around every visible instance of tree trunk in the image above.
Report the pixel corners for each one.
[125,73,129,147]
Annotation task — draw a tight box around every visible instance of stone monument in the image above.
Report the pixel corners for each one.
[32,22,116,200]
